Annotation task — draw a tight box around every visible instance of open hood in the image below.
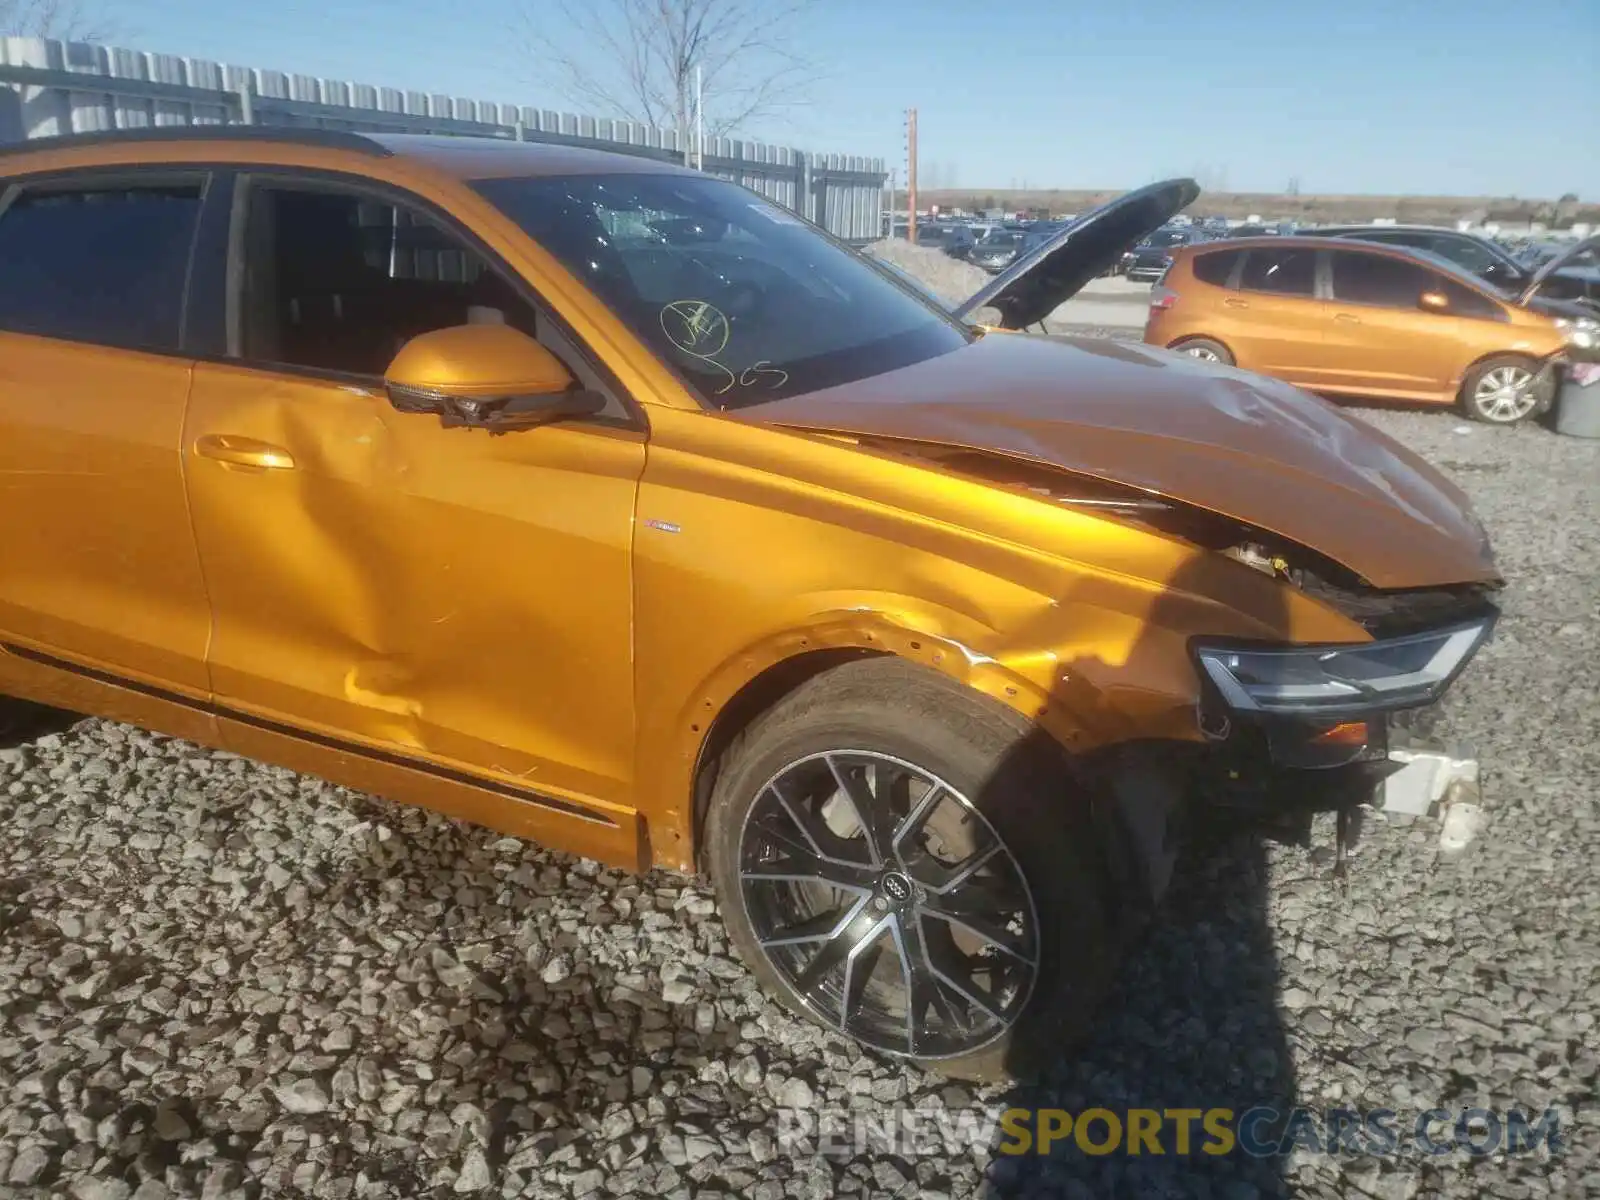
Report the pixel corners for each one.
[1519,234,1600,306]
[733,333,1499,590]
[952,178,1200,330]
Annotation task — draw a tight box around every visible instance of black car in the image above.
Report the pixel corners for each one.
[968,227,1032,273]
[1119,226,1203,281]
[911,223,976,259]
[1297,224,1600,310]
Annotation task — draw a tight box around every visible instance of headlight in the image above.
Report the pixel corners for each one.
[1555,316,1599,350]
[1194,617,1495,716]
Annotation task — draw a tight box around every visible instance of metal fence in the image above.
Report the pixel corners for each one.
[0,36,888,241]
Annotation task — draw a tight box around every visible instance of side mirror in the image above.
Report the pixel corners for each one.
[384,325,606,433]
[1418,290,1450,312]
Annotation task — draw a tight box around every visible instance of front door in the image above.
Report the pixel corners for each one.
[1321,249,1461,398]
[0,172,214,695]
[181,174,645,806]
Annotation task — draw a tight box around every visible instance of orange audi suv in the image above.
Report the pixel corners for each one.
[0,133,1505,1078]
[1144,235,1589,423]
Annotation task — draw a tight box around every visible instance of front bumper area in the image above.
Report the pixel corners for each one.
[1085,598,1499,912]
[1091,709,1485,919]
[1530,355,1566,415]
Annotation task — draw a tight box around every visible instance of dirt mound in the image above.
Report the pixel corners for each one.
[863,238,989,307]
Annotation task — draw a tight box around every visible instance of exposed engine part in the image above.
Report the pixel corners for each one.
[897,440,1501,637]
[1220,542,1291,579]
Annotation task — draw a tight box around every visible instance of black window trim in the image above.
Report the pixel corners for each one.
[204,165,647,434]
[1225,249,1247,290]
[0,165,214,358]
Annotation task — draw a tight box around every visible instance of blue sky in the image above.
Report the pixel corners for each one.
[87,0,1600,198]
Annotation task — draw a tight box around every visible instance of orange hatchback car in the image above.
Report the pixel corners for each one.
[1145,235,1590,423]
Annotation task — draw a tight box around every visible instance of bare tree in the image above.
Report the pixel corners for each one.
[519,0,818,151]
[1,0,119,40]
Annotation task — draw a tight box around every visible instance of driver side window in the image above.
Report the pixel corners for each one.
[235,181,541,377]
[230,177,632,421]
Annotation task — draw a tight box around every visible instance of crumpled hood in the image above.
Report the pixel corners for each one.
[734,333,1499,589]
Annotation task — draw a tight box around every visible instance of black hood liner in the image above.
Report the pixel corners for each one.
[953,178,1200,329]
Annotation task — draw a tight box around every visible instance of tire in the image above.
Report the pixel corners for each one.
[1169,336,1234,366]
[1459,354,1541,424]
[705,657,1115,1081]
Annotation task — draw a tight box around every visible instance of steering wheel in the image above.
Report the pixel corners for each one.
[720,278,767,323]
[669,256,769,324]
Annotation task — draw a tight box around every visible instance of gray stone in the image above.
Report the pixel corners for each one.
[8,1146,50,1185]
[662,979,694,1005]
[454,1148,492,1193]
[274,1077,331,1114]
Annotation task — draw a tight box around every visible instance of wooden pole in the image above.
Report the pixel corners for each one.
[907,107,918,245]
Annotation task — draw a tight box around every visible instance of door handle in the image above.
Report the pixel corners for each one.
[193,434,296,471]
[1223,298,1249,308]
[1334,313,1361,324]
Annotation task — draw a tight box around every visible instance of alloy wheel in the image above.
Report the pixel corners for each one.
[1472,365,1537,422]
[736,750,1039,1059]
[1182,345,1222,362]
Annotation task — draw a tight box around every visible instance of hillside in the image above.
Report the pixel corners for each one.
[910,188,1597,227]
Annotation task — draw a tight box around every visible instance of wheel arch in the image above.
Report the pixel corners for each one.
[640,612,1088,874]
[1166,333,1236,363]
[687,646,880,872]
[1451,346,1544,394]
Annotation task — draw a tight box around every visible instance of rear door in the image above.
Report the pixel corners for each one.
[1221,244,1332,385]
[1322,249,1469,399]
[0,170,214,697]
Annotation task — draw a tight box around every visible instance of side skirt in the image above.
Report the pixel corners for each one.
[0,640,649,872]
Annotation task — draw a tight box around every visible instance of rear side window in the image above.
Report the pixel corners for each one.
[1192,248,1240,286]
[1238,248,1316,296]
[1329,251,1430,307]
[0,180,203,352]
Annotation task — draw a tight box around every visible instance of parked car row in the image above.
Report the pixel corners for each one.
[882,182,1595,428]
[899,209,1596,312]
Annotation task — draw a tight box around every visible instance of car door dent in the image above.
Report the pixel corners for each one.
[341,663,425,747]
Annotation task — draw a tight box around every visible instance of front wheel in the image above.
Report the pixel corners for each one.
[705,658,1114,1081]
[1460,355,1541,424]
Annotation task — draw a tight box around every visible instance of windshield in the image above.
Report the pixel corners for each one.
[472,173,969,409]
[979,230,1025,246]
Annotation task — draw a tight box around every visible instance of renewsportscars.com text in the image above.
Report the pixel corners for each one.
[774,1105,1566,1160]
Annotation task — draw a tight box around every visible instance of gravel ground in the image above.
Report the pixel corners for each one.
[1,405,1597,1200]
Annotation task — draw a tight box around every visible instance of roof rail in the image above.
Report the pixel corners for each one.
[0,126,394,159]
